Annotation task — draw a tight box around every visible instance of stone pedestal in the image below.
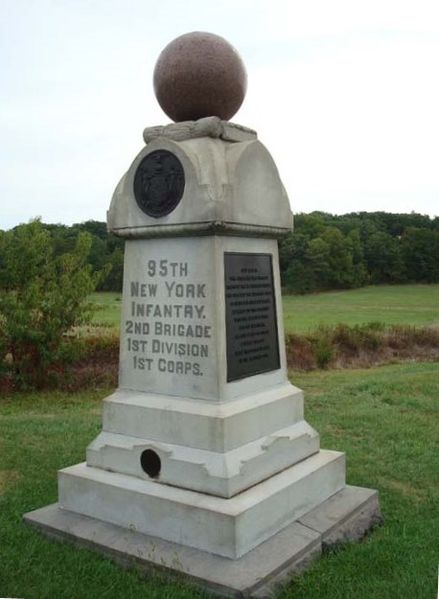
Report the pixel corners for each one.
[24,119,381,595]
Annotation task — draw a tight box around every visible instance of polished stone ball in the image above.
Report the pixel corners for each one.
[153,32,247,122]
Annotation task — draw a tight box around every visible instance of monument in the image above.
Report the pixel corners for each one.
[25,32,382,597]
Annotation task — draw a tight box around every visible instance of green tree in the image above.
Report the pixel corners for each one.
[100,247,124,291]
[293,213,326,237]
[346,229,368,287]
[365,231,405,283]
[321,227,355,288]
[305,237,331,290]
[0,220,103,388]
[281,233,313,293]
[401,228,439,282]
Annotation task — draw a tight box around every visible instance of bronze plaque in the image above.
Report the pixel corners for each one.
[133,150,185,218]
[225,253,280,382]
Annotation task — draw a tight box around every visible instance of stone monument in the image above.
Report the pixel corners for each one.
[25,32,382,597]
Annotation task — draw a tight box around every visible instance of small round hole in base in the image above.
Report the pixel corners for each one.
[140,449,161,478]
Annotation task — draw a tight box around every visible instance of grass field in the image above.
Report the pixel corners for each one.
[89,285,439,333]
[1,362,438,598]
[89,291,122,328]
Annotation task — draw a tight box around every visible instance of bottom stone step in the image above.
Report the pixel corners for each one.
[24,486,382,599]
[57,449,345,558]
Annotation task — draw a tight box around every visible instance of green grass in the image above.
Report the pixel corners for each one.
[282,284,439,332]
[89,291,122,327]
[1,362,438,598]
[89,285,439,333]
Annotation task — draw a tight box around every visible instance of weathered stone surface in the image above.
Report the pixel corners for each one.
[100,385,305,453]
[56,451,345,559]
[24,485,381,598]
[298,485,383,548]
[107,137,293,239]
[86,421,320,498]
[153,32,247,122]
[117,236,289,401]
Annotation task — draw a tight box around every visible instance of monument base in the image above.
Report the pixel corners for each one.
[24,485,382,598]
[56,449,345,559]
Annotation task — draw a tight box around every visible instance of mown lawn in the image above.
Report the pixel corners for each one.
[1,362,438,599]
[282,284,439,333]
[89,285,439,333]
[89,291,122,328]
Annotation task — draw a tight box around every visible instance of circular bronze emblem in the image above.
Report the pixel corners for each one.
[133,150,185,218]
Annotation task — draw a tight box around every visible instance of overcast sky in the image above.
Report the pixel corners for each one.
[1,0,438,230]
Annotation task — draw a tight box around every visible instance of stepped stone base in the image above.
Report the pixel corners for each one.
[24,485,382,598]
[88,384,319,499]
[55,449,345,559]
[86,421,320,498]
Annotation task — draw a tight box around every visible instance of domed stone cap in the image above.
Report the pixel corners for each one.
[153,31,247,122]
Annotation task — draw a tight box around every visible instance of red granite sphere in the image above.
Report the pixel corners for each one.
[153,32,247,122]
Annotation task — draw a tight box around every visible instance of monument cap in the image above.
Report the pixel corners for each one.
[153,31,247,122]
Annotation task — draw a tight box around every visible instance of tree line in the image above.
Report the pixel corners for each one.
[1,215,437,388]
[2,212,438,295]
[279,211,439,293]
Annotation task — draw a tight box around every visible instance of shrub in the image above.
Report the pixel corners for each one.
[312,337,333,369]
[0,221,107,389]
[332,322,384,355]
[285,333,315,371]
[285,322,439,371]
[51,333,119,391]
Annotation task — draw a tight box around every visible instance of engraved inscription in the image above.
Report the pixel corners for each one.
[225,253,280,382]
[123,259,211,378]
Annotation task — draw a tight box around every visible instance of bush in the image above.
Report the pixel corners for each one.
[312,336,333,369]
[0,221,106,388]
[50,333,119,391]
[285,322,439,371]
[285,333,315,371]
[331,322,384,355]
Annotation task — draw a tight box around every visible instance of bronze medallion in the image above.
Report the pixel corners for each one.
[133,150,185,218]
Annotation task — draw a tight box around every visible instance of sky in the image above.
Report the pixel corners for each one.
[1,0,438,230]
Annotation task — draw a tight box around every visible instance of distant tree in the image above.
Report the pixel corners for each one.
[74,220,108,241]
[346,229,368,287]
[280,211,438,293]
[305,237,331,289]
[293,214,326,237]
[364,231,405,283]
[86,235,109,274]
[401,228,439,283]
[279,232,307,278]
[321,227,355,288]
[281,233,312,293]
[99,247,124,291]
[0,220,104,388]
